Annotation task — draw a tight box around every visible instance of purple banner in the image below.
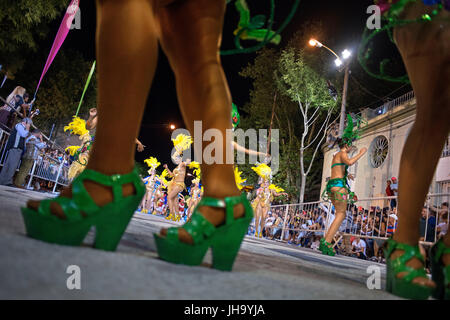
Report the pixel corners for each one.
[35,0,80,95]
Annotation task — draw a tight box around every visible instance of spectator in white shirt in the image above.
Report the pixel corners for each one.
[264,213,275,237]
[351,236,367,260]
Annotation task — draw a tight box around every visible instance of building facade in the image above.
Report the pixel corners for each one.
[320,91,450,205]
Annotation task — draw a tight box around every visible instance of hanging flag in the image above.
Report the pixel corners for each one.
[75,60,96,117]
[35,0,80,96]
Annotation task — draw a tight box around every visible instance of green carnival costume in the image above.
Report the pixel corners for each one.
[359,0,450,83]
[321,115,364,203]
[221,0,301,55]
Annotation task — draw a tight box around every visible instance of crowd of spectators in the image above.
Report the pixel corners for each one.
[248,200,449,264]
[0,86,70,192]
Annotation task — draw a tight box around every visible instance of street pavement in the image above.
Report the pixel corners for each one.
[0,185,400,300]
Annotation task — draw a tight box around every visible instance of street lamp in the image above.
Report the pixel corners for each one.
[170,124,176,130]
[309,39,352,136]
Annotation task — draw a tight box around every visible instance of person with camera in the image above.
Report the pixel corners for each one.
[0,118,32,186]
[14,129,47,188]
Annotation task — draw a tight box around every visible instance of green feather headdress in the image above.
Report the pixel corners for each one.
[341,114,365,147]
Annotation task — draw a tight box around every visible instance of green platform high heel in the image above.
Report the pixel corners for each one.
[319,238,335,256]
[154,194,253,271]
[430,239,450,300]
[21,167,145,251]
[384,239,434,299]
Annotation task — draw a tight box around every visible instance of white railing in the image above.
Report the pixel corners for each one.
[259,193,449,259]
[0,128,70,193]
[357,90,415,121]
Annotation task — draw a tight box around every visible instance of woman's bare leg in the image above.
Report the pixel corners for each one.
[156,0,243,243]
[390,2,450,288]
[260,208,268,237]
[324,191,347,244]
[27,0,159,215]
[167,185,182,217]
[254,206,262,235]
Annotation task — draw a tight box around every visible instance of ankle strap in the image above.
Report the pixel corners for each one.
[197,194,250,226]
[37,167,143,222]
[74,167,142,205]
[386,239,424,263]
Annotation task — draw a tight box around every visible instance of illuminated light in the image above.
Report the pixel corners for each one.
[309,39,322,48]
[342,49,352,60]
[335,58,343,67]
[170,124,176,130]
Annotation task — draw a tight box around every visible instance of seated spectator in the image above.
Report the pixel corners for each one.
[263,212,275,238]
[351,236,367,260]
[269,213,284,240]
[288,212,301,244]
[310,236,321,251]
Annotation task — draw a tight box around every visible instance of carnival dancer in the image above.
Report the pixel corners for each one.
[186,178,202,221]
[178,194,186,221]
[320,115,367,256]
[163,133,192,221]
[251,163,287,238]
[153,185,167,216]
[364,0,450,299]
[141,157,161,213]
[64,117,93,180]
[164,160,189,221]
[65,109,146,181]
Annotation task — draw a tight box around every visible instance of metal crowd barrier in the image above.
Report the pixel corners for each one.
[264,194,449,256]
[0,127,70,193]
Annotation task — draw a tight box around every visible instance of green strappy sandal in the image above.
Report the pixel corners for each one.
[21,167,145,251]
[430,239,450,300]
[384,239,434,299]
[154,194,253,271]
[319,238,335,256]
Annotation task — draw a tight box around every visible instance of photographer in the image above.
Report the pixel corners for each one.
[0,118,32,185]
[14,129,46,188]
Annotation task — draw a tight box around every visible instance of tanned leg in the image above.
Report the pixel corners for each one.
[27,0,159,216]
[390,2,450,288]
[156,0,244,243]
[324,190,347,244]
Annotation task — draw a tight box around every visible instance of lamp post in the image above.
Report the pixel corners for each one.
[309,39,352,136]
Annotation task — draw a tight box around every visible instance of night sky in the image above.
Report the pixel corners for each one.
[56,0,378,166]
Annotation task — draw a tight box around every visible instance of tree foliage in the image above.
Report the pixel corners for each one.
[0,0,68,76]
[2,49,97,145]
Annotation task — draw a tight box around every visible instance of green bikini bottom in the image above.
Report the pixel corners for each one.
[322,178,356,203]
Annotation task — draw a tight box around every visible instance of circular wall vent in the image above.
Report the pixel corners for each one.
[370,135,389,168]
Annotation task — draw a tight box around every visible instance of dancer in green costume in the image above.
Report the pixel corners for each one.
[320,115,367,256]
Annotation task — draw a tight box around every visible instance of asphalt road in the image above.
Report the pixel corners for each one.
[0,185,399,300]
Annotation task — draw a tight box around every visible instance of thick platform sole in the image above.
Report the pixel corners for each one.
[21,195,142,251]
[430,251,450,300]
[154,217,252,271]
[385,263,433,300]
